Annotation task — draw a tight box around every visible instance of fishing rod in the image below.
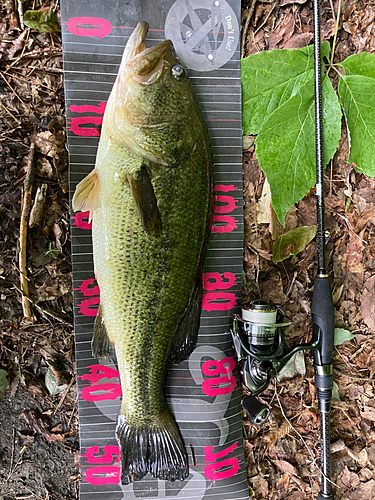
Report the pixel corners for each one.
[311,0,335,496]
[232,0,335,497]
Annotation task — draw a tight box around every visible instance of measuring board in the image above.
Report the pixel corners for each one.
[60,0,247,498]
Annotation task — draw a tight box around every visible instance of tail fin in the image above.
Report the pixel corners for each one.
[116,409,189,484]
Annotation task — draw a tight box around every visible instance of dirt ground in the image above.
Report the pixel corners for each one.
[0,0,375,499]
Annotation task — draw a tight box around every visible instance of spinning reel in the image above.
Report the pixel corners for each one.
[232,300,320,426]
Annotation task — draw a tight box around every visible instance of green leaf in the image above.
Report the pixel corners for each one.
[0,369,9,402]
[45,366,67,395]
[339,52,375,78]
[277,351,306,381]
[338,74,375,176]
[24,9,60,33]
[242,135,255,151]
[334,328,356,346]
[332,381,340,402]
[273,225,316,263]
[256,76,341,224]
[241,42,330,135]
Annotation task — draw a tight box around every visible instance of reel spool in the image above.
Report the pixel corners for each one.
[232,300,288,425]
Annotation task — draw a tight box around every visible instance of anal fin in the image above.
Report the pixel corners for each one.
[168,271,202,364]
[127,165,162,237]
[92,304,115,359]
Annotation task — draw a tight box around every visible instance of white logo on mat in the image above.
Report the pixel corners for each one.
[165,0,239,71]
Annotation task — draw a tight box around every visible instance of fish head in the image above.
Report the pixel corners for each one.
[104,22,200,166]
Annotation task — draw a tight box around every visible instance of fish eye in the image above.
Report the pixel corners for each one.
[171,65,186,81]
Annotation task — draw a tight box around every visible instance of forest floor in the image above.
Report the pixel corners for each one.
[0,0,374,499]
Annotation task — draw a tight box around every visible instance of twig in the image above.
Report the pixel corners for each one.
[7,427,16,481]
[8,49,62,66]
[17,0,25,30]
[254,3,276,36]
[333,368,375,382]
[3,68,57,92]
[19,142,35,318]
[329,0,342,67]
[247,245,261,298]
[27,65,64,74]
[241,0,257,58]
[329,0,336,21]
[337,213,367,243]
[53,376,75,415]
[0,101,20,124]
[0,71,27,108]
[68,396,78,429]
[329,160,333,197]
[12,284,72,324]
[285,271,298,298]
[349,340,370,361]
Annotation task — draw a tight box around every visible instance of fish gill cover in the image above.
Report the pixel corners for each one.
[60,0,246,498]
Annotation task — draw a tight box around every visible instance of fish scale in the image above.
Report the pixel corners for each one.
[73,21,212,485]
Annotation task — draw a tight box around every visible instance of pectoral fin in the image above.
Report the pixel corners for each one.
[127,166,162,237]
[72,168,101,213]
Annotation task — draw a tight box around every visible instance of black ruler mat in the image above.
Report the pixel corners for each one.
[61,1,247,498]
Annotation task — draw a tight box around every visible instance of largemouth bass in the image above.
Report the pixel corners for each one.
[72,22,212,484]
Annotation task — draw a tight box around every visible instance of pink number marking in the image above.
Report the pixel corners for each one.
[75,278,100,297]
[213,195,239,214]
[201,292,238,311]
[67,116,103,137]
[210,215,238,233]
[204,441,239,462]
[214,184,238,192]
[81,383,122,401]
[201,357,235,377]
[204,458,240,481]
[202,376,236,397]
[80,364,119,384]
[71,211,92,230]
[82,445,120,464]
[65,17,112,38]
[77,297,100,316]
[84,466,120,485]
[203,272,237,291]
[68,102,107,114]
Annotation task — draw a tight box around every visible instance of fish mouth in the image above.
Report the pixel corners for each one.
[121,21,149,64]
[124,22,173,82]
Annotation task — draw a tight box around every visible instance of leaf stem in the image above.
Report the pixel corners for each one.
[330,63,344,77]
[329,0,342,68]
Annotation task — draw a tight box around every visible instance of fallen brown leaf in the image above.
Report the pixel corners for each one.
[283,33,313,49]
[360,275,375,330]
[345,229,365,274]
[20,409,65,442]
[274,459,298,476]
